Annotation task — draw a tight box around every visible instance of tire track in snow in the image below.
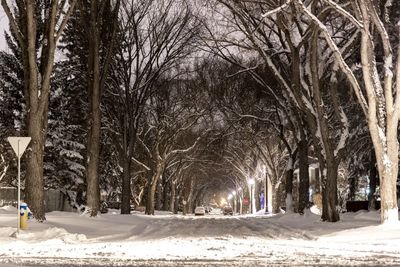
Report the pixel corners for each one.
[114,215,317,241]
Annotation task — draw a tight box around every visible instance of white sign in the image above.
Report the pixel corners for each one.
[7,137,31,235]
[7,137,31,157]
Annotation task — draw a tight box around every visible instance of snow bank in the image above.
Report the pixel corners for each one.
[0,207,399,265]
[14,227,87,243]
[0,205,15,213]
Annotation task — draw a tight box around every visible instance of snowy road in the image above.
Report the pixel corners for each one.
[2,250,400,267]
[1,207,400,266]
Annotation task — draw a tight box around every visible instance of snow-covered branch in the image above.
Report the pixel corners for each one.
[294,0,368,116]
[366,0,394,121]
[334,108,349,158]
[131,156,151,171]
[55,1,78,41]
[0,1,24,47]
[261,1,291,18]
[0,155,8,183]
[323,0,363,29]
[137,134,152,158]
[167,136,201,158]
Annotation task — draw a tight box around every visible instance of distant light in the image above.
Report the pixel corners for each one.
[232,191,236,196]
[220,197,227,207]
[228,194,233,200]
[248,179,255,185]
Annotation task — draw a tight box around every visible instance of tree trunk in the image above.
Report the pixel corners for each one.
[368,149,378,210]
[358,1,398,224]
[255,182,261,211]
[82,0,120,217]
[285,157,294,212]
[156,179,162,211]
[374,144,399,223]
[86,108,101,217]
[348,175,357,201]
[23,2,53,222]
[145,162,163,215]
[182,201,187,215]
[272,184,281,214]
[379,168,398,223]
[145,178,157,215]
[120,110,132,214]
[311,29,340,222]
[174,188,181,214]
[185,179,195,214]
[298,136,310,213]
[25,112,46,221]
[120,155,131,214]
[163,175,169,211]
[321,163,340,222]
[85,2,101,217]
[170,181,176,213]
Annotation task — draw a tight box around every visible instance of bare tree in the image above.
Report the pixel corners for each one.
[209,0,357,222]
[293,0,399,224]
[1,0,77,221]
[78,0,120,216]
[103,0,201,214]
[138,77,205,215]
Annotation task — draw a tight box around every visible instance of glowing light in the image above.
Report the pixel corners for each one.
[220,197,227,207]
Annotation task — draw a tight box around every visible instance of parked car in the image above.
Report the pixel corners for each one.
[209,207,221,215]
[194,206,206,216]
[223,206,233,215]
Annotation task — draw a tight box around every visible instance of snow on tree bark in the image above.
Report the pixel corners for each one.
[294,0,399,224]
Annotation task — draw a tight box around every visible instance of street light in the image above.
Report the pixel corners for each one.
[237,187,243,214]
[248,178,255,214]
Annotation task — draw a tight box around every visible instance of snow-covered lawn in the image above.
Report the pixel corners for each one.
[1,206,400,266]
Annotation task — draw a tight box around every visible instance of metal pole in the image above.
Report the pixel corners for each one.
[240,192,243,214]
[234,195,236,214]
[250,185,253,214]
[17,140,20,234]
[264,175,267,211]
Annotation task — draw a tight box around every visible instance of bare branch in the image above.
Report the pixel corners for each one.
[167,136,202,159]
[55,0,78,41]
[295,0,368,116]
[1,0,24,47]
[323,0,363,28]
[132,156,151,171]
[261,1,291,18]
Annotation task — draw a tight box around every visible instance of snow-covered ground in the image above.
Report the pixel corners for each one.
[1,206,400,266]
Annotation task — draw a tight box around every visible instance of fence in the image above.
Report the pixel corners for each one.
[0,187,74,212]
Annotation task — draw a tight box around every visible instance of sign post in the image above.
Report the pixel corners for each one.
[7,137,31,235]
